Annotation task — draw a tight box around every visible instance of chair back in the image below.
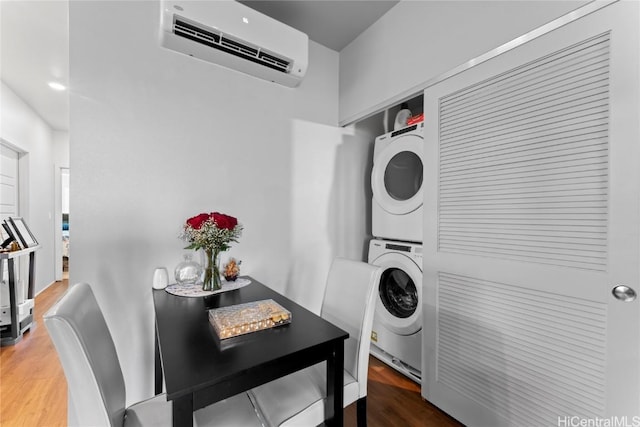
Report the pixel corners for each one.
[44,283,126,427]
[320,258,382,399]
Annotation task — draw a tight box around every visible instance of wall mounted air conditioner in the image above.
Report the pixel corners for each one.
[160,0,308,88]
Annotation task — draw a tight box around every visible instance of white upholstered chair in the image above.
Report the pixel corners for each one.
[44,282,261,427]
[248,258,382,427]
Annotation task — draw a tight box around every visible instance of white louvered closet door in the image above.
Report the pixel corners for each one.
[422,2,639,426]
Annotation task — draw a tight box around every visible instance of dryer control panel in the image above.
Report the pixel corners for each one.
[369,239,423,263]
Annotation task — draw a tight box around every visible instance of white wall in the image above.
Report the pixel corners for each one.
[284,117,378,314]
[0,81,58,295]
[69,0,360,404]
[339,0,590,125]
[52,131,69,168]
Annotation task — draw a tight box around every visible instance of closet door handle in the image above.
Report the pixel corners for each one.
[612,285,637,302]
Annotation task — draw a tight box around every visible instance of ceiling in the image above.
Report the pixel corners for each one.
[0,0,398,133]
[1,1,69,132]
[239,1,398,52]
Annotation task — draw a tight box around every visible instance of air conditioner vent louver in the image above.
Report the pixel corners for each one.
[173,18,292,74]
[160,1,307,87]
[259,51,290,70]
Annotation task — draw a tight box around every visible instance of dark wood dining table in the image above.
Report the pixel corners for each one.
[153,276,348,427]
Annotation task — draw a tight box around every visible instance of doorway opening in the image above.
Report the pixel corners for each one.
[57,167,70,279]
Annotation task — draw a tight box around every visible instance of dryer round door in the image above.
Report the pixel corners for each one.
[372,134,424,215]
[371,252,422,335]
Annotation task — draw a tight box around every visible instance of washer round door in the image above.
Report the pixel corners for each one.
[372,133,424,215]
[371,251,422,335]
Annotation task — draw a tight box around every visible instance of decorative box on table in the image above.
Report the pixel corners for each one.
[208,299,291,339]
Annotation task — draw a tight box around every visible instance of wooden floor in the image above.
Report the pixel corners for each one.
[0,277,69,427]
[0,278,461,427]
[345,358,462,427]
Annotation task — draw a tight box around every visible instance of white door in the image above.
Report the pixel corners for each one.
[0,145,19,223]
[422,2,639,426]
[0,144,20,299]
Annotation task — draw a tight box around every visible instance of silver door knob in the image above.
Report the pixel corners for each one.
[612,285,637,302]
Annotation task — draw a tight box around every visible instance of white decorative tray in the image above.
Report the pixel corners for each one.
[164,278,251,298]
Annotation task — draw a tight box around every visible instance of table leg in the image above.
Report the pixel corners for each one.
[27,251,35,299]
[172,394,193,427]
[154,326,163,395]
[8,259,19,342]
[325,340,345,426]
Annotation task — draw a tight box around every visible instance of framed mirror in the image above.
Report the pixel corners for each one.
[8,217,38,248]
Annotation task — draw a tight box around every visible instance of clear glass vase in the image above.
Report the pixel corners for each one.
[203,248,222,292]
[174,253,203,286]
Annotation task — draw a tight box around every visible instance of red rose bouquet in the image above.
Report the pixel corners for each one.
[181,212,243,291]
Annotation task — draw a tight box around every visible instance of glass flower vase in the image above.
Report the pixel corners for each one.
[203,248,222,292]
[174,253,203,286]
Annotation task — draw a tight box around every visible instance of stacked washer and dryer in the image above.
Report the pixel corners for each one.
[369,121,424,383]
